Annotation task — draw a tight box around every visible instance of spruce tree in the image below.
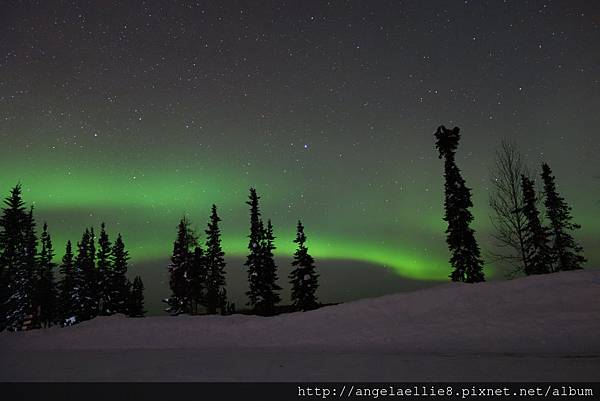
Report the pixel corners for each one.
[22,207,38,328]
[187,245,206,314]
[72,228,96,322]
[107,233,130,314]
[289,221,319,311]
[165,217,196,315]
[541,163,586,271]
[0,185,33,331]
[245,188,264,311]
[87,227,98,315]
[127,276,145,317]
[520,175,553,275]
[58,240,75,325]
[257,219,281,315]
[36,222,57,327]
[204,204,227,314]
[434,125,485,283]
[96,223,112,315]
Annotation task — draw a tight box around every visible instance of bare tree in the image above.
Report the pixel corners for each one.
[489,140,530,277]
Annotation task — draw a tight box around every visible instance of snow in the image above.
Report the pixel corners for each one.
[1,269,599,381]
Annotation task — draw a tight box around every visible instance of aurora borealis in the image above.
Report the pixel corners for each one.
[1,1,599,311]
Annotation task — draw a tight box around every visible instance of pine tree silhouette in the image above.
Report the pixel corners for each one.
[0,185,34,331]
[245,188,264,311]
[22,207,38,329]
[166,217,197,315]
[87,227,99,316]
[58,240,75,325]
[541,163,586,271]
[187,245,206,314]
[289,221,319,311]
[96,223,111,315]
[204,204,227,314]
[107,233,130,314]
[36,222,57,327]
[257,219,281,315]
[127,276,146,317]
[434,125,485,283]
[520,175,553,275]
[72,228,97,322]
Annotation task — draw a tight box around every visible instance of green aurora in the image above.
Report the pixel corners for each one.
[2,144,598,282]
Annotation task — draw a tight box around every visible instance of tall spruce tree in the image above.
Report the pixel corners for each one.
[96,223,112,315]
[289,221,319,311]
[36,223,57,327]
[244,188,263,311]
[0,185,33,331]
[58,240,75,324]
[256,219,281,315]
[187,245,206,314]
[72,228,97,322]
[87,227,98,315]
[434,125,485,283]
[541,163,586,271]
[127,276,145,317]
[520,175,553,275]
[166,217,197,315]
[204,205,227,314]
[22,207,38,329]
[106,233,130,314]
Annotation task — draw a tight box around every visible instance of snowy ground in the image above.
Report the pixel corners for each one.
[1,270,599,381]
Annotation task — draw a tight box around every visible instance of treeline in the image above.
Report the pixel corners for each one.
[0,184,145,332]
[0,184,321,331]
[164,188,320,316]
[434,125,586,283]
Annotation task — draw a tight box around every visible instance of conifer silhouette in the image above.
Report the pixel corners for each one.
[72,228,97,322]
[96,223,111,315]
[127,276,145,317]
[166,217,197,315]
[434,125,485,283]
[58,240,75,325]
[36,222,57,327]
[187,245,206,314]
[541,163,586,271]
[22,207,38,328]
[0,185,35,331]
[245,188,264,311]
[520,175,553,275]
[257,219,281,315]
[204,204,227,314]
[107,233,130,314]
[289,221,319,311]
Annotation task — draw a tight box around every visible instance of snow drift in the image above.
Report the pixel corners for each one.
[1,269,599,381]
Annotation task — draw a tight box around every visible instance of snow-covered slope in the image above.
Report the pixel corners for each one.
[2,270,599,381]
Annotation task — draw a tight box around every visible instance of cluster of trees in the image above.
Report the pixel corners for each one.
[434,126,586,283]
[165,188,319,316]
[0,184,145,332]
[489,141,586,276]
[164,205,228,315]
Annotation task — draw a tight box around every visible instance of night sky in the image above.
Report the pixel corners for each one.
[1,1,598,312]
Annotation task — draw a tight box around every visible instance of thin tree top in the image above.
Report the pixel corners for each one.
[294,220,307,246]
